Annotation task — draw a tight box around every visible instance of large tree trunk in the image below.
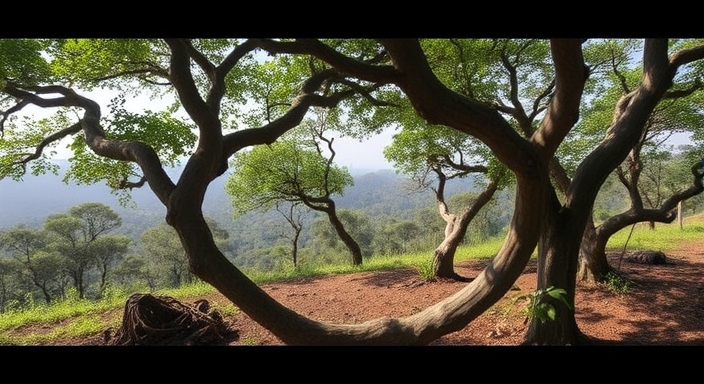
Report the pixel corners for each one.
[523,192,590,345]
[576,218,612,282]
[524,40,676,344]
[550,155,613,283]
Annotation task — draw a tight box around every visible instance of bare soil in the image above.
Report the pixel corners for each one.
[16,238,704,346]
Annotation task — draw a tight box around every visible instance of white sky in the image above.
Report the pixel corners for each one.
[329,131,395,171]
[28,88,395,172]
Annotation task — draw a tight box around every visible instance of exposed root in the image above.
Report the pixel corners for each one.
[106,293,239,346]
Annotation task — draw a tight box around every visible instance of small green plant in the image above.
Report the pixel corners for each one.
[603,270,631,295]
[240,336,258,346]
[212,303,239,317]
[518,286,571,324]
[414,259,436,282]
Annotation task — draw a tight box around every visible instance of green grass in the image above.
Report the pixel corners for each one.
[1,214,702,345]
[605,212,704,252]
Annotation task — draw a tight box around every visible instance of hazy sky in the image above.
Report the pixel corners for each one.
[330,130,395,171]
[18,87,396,172]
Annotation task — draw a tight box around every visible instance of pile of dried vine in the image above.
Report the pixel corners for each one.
[106,293,239,346]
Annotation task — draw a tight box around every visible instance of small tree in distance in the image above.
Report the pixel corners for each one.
[43,202,123,299]
[274,201,306,268]
[226,112,363,265]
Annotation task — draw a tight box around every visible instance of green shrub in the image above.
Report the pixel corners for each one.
[414,258,436,282]
[517,286,571,324]
[603,270,631,296]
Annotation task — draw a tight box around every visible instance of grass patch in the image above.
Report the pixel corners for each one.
[414,258,436,282]
[456,236,506,260]
[606,213,704,253]
[0,288,128,332]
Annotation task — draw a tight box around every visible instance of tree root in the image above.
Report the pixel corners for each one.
[105,293,239,346]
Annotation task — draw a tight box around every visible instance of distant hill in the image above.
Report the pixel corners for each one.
[0,162,477,238]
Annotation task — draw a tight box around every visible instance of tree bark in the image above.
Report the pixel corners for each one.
[576,218,612,282]
[326,209,363,266]
[433,180,497,280]
[524,190,590,345]
[302,198,364,266]
[524,39,687,344]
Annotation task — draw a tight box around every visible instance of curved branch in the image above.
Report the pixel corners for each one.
[253,39,400,84]
[91,67,170,83]
[611,53,631,94]
[183,39,216,79]
[222,70,357,157]
[531,39,588,159]
[528,79,554,122]
[163,39,219,133]
[11,122,82,166]
[500,44,530,133]
[663,78,703,99]
[432,167,452,220]
[669,45,704,67]
[569,39,676,217]
[118,175,148,190]
[598,164,704,239]
[2,83,176,205]
[379,39,536,175]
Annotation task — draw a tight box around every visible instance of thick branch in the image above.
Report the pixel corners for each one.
[253,39,400,84]
[163,39,219,135]
[222,70,356,157]
[531,39,588,160]
[2,83,176,205]
[379,39,536,175]
[598,164,704,239]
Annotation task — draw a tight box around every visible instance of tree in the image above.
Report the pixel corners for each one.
[3,38,704,345]
[141,223,192,288]
[140,217,229,287]
[0,226,64,304]
[385,123,505,280]
[43,202,123,299]
[558,43,704,282]
[274,202,306,268]
[110,254,157,290]
[225,113,364,265]
[308,208,373,262]
[0,257,19,310]
[90,234,131,295]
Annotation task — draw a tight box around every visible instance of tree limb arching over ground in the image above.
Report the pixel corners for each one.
[2,38,704,345]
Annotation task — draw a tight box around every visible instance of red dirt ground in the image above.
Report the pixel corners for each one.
[18,237,704,346]
[219,239,704,346]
